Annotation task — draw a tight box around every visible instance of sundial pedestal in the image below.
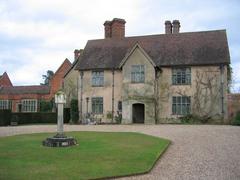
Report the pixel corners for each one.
[43,91,77,147]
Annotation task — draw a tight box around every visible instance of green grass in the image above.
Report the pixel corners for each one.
[0,131,170,180]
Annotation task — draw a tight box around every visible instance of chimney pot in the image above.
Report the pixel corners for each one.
[74,49,81,61]
[165,20,172,34]
[172,20,180,34]
[104,21,112,38]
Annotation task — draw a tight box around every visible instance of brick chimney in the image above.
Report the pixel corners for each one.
[74,49,81,61]
[165,20,172,34]
[172,20,180,34]
[103,18,126,39]
[104,21,112,38]
[111,18,126,39]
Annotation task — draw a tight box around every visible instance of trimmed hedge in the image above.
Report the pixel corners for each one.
[12,113,57,124]
[70,99,79,123]
[232,111,240,126]
[64,108,70,123]
[0,110,12,126]
[0,110,73,126]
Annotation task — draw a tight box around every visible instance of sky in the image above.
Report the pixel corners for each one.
[0,0,239,92]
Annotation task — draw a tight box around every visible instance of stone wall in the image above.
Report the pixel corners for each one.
[157,65,228,123]
[122,47,155,124]
[78,70,122,123]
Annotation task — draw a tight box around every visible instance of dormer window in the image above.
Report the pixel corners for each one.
[92,71,104,87]
[131,65,145,83]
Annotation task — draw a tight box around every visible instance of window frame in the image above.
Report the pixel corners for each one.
[172,96,191,115]
[131,65,145,83]
[0,100,12,110]
[91,97,103,114]
[172,67,191,85]
[92,70,104,87]
[21,99,38,112]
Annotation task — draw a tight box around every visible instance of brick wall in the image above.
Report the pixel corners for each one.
[228,93,240,120]
[0,72,12,87]
[47,59,71,100]
[0,59,72,112]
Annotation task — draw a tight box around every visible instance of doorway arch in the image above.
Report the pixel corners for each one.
[132,103,144,123]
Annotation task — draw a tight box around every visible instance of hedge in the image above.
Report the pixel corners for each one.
[70,99,79,123]
[12,112,57,124]
[232,111,240,126]
[64,108,70,123]
[0,110,70,126]
[40,100,53,112]
[0,110,11,126]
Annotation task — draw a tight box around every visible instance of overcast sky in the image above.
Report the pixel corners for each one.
[0,0,239,91]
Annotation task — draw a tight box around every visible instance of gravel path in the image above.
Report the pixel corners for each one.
[0,124,239,180]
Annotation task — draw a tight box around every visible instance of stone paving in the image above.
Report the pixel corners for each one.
[0,124,239,180]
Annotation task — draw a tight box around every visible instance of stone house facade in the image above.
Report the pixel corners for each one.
[75,18,230,124]
[0,59,71,112]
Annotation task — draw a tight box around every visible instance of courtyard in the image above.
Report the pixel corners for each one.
[0,124,239,180]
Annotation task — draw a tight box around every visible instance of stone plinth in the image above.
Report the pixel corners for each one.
[42,134,77,147]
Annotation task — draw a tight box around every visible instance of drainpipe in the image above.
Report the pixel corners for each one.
[86,97,89,114]
[112,69,115,123]
[155,67,161,124]
[80,71,84,123]
[220,64,224,117]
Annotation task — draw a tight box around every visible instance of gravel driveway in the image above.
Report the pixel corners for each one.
[0,124,239,180]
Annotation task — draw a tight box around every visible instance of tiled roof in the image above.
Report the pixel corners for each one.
[75,30,230,70]
[0,85,50,95]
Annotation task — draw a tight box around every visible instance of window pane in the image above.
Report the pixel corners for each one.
[92,97,103,114]
[0,100,10,110]
[92,71,104,86]
[172,96,191,115]
[131,65,145,83]
[172,67,191,85]
[21,99,37,112]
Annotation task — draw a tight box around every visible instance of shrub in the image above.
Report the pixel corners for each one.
[70,99,79,123]
[106,111,112,119]
[115,114,122,124]
[232,111,240,126]
[40,100,53,112]
[180,114,202,124]
[0,110,11,126]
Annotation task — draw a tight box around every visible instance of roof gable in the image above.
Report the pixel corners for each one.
[54,58,72,75]
[119,43,156,68]
[0,72,13,87]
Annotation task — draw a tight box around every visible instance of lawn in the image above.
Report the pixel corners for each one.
[0,131,170,180]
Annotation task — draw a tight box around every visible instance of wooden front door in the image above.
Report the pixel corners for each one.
[132,103,144,123]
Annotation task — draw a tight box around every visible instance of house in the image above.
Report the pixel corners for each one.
[63,49,83,108]
[75,18,230,124]
[0,59,71,112]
